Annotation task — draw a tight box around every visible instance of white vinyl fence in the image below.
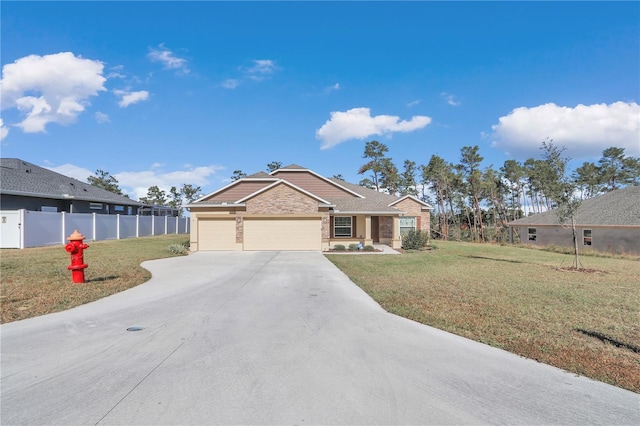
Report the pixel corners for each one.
[0,210,189,249]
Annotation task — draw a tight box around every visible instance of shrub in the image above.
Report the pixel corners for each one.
[363,245,375,252]
[333,244,346,251]
[168,243,188,255]
[401,230,430,250]
[348,243,360,251]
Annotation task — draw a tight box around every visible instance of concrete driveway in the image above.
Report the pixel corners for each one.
[1,251,638,425]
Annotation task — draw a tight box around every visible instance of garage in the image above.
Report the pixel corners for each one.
[243,217,322,251]
[198,218,236,250]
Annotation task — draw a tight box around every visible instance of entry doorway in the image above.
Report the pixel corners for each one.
[371,216,379,243]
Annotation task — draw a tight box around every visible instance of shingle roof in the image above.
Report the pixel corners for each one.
[508,186,640,227]
[326,178,403,213]
[0,158,141,205]
[245,171,273,178]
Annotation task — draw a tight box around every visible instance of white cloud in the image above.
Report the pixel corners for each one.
[440,92,460,106]
[114,89,149,107]
[221,78,241,89]
[490,102,640,159]
[147,43,190,73]
[95,111,110,123]
[47,163,224,200]
[243,59,277,80]
[324,83,340,94]
[0,52,106,133]
[116,164,224,200]
[0,118,9,141]
[407,99,420,108]
[315,107,432,149]
[47,164,94,182]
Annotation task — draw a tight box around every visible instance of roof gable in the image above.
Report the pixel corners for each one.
[237,180,332,205]
[195,178,277,204]
[271,168,363,198]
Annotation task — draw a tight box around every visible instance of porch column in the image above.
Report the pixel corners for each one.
[391,216,402,249]
[364,215,373,246]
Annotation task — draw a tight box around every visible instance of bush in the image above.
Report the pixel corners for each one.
[401,230,430,250]
[348,243,360,251]
[333,244,346,251]
[168,243,188,255]
[363,245,375,252]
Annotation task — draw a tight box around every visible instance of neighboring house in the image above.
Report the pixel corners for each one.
[186,164,433,251]
[0,158,141,215]
[507,186,640,255]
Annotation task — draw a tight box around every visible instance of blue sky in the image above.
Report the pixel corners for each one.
[1,1,639,200]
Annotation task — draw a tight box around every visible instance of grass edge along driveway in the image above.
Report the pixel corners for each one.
[326,241,640,394]
[2,237,639,393]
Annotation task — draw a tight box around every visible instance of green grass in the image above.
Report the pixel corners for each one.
[1,235,188,323]
[326,241,640,393]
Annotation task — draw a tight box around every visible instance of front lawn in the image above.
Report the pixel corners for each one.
[1,235,188,323]
[326,241,640,393]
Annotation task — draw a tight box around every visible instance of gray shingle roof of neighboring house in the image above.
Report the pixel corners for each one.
[508,185,640,227]
[0,158,141,206]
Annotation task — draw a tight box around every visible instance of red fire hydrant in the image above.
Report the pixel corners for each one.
[65,230,89,284]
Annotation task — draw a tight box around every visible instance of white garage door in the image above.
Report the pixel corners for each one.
[243,217,321,251]
[198,218,236,250]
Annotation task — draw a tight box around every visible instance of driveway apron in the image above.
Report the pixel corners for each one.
[1,251,638,425]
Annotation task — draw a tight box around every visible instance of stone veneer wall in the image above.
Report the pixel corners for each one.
[395,198,430,232]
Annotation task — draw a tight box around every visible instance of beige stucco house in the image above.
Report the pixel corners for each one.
[186,164,432,251]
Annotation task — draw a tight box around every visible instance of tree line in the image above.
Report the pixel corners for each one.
[355,139,640,243]
[87,170,201,215]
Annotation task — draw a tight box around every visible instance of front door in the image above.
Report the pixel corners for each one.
[371,216,379,242]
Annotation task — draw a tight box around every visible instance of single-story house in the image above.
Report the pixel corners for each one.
[186,164,433,251]
[507,185,640,255]
[0,158,142,215]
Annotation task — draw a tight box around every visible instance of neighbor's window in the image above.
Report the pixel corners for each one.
[527,227,537,241]
[114,205,125,212]
[334,216,352,237]
[400,216,416,235]
[583,229,592,246]
[90,203,103,210]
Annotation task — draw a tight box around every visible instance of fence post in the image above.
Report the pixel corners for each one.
[165,215,168,235]
[176,216,179,234]
[117,214,121,239]
[61,211,66,244]
[136,215,139,238]
[151,215,155,236]
[19,209,25,249]
[92,212,97,241]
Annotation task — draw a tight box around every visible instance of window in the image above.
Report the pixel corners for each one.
[334,216,352,237]
[90,203,103,210]
[527,227,536,241]
[583,229,592,246]
[400,216,416,235]
[114,205,125,212]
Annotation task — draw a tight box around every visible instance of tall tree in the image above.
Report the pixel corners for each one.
[379,157,400,195]
[399,160,419,196]
[139,185,167,206]
[422,155,451,239]
[87,170,126,197]
[358,140,389,192]
[230,170,247,181]
[539,139,568,208]
[459,145,485,241]
[180,184,202,204]
[573,161,601,199]
[266,161,282,173]
[597,147,640,191]
[500,159,525,220]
